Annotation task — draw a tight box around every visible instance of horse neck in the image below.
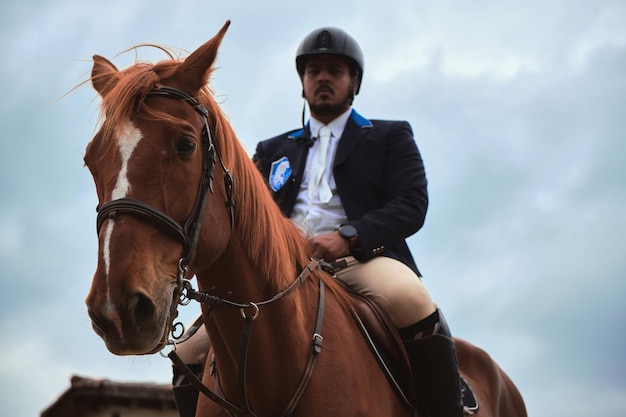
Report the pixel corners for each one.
[196,227,319,403]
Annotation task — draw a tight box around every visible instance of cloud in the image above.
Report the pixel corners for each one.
[571,0,626,66]
[1,1,625,417]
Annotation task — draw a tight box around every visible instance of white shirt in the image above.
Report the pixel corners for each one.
[291,109,352,237]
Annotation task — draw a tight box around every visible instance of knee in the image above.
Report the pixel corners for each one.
[176,325,211,365]
[382,282,436,328]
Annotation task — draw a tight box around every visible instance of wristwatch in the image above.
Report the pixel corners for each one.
[337,224,365,260]
[338,224,358,241]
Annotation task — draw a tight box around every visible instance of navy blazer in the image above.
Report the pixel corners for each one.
[253,109,428,276]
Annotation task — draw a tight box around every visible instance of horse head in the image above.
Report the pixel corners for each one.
[84,21,233,355]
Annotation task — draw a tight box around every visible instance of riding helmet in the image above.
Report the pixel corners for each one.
[295,27,364,94]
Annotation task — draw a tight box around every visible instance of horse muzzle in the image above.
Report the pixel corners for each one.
[86,286,173,355]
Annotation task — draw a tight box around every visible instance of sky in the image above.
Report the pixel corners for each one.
[1,0,624,416]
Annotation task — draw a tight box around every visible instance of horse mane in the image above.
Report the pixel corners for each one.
[210,97,313,289]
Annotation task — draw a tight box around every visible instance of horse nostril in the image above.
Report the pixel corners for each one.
[128,292,156,329]
[87,308,105,336]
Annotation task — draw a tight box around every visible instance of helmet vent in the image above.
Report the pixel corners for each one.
[314,30,333,51]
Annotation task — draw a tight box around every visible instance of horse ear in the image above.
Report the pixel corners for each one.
[92,55,121,98]
[177,20,231,93]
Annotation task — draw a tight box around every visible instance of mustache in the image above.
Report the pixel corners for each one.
[315,85,334,95]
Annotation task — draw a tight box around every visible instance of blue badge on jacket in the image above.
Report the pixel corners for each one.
[269,156,292,192]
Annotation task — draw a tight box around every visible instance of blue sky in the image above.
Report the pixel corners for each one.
[1,1,625,416]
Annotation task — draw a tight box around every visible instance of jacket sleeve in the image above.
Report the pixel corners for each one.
[339,121,428,261]
[252,141,268,176]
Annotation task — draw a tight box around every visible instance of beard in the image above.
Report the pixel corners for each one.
[308,88,354,116]
[309,101,349,116]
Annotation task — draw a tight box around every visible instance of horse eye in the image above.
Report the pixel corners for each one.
[176,137,197,156]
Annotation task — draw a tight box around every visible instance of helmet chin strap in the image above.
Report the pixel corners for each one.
[348,89,355,105]
[349,78,359,103]
[301,95,314,147]
[301,88,308,130]
[301,94,307,130]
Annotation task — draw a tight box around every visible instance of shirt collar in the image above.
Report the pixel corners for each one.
[309,107,353,139]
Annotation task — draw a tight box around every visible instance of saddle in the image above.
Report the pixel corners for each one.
[348,290,479,415]
[349,291,415,409]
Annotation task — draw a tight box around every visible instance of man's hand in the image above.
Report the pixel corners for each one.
[309,231,350,261]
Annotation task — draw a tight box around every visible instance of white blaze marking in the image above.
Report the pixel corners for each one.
[112,123,144,200]
[102,122,143,307]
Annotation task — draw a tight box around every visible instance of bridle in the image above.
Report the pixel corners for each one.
[95,85,234,352]
[94,85,327,416]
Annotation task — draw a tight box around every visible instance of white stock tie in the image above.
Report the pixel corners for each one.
[308,125,333,203]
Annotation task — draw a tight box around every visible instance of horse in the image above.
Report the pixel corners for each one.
[84,20,527,417]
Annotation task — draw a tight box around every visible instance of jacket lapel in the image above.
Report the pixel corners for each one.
[287,123,312,182]
[334,109,372,166]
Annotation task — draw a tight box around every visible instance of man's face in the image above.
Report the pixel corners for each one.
[302,54,357,119]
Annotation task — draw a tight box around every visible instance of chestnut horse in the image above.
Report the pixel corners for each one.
[84,21,527,417]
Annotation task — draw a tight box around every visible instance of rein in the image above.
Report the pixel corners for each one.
[170,258,326,417]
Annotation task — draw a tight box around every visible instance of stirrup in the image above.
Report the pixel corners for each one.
[460,376,479,415]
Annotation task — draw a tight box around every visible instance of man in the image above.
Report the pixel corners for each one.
[174,27,466,417]
[254,27,463,417]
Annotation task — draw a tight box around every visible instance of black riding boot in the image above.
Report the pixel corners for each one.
[401,310,464,417]
[172,364,202,417]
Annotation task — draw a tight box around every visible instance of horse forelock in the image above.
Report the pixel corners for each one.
[94,58,175,144]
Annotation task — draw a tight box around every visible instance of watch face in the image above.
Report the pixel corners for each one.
[340,225,357,239]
